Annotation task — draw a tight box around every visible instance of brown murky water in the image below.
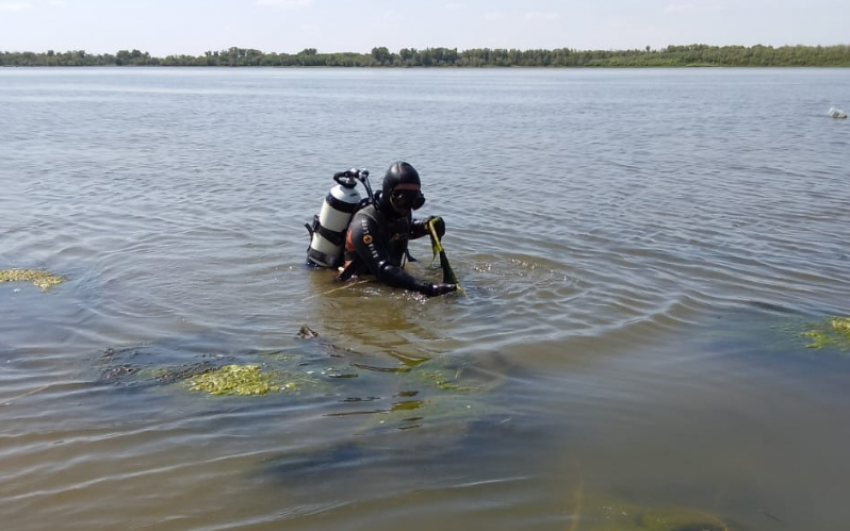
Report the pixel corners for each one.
[2,68,850,531]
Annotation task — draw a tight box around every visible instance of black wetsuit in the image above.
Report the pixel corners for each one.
[339,200,433,294]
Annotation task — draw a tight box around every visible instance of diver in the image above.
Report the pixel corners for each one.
[338,162,458,297]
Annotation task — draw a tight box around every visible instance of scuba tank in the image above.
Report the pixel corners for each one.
[305,168,374,268]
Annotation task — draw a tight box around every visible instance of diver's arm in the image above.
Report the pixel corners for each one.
[350,215,455,296]
[410,216,445,240]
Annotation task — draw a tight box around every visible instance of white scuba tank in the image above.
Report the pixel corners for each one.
[306,174,362,268]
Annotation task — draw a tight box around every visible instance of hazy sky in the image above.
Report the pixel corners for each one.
[1,0,848,56]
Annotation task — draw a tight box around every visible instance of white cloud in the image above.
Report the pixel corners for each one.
[444,2,465,9]
[255,0,313,9]
[47,0,65,6]
[0,2,34,11]
[484,12,505,20]
[524,11,560,21]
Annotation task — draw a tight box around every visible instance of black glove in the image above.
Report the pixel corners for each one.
[424,282,458,297]
[425,216,446,239]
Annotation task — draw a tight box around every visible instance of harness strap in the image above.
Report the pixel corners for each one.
[311,215,346,247]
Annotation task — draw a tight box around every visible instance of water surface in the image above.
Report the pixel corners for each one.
[2,67,850,531]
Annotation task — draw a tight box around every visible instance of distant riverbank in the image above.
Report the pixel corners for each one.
[3,44,850,68]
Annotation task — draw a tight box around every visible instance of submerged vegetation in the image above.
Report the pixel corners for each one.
[99,336,490,399]
[803,316,850,350]
[2,44,850,68]
[186,363,315,396]
[560,479,729,531]
[0,269,67,291]
[184,361,481,397]
[580,497,728,531]
[416,368,472,392]
[187,364,279,396]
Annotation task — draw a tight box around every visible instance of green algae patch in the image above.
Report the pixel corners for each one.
[583,497,727,531]
[802,316,850,350]
[831,316,850,335]
[184,363,327,396]
[415,368,473,392]
[633,508,727,531]
[187,364,280,396]
[0,269,67,291]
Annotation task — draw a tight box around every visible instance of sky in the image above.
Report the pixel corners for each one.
[1,0,848,56]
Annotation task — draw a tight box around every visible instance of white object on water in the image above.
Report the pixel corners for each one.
[828,107,847,119]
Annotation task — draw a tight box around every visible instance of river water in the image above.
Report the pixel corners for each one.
[1,67,850,531]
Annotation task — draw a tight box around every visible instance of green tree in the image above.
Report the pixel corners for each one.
[371,46,391,65]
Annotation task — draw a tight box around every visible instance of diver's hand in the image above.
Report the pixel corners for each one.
[424,282,458,297]
[424,216,446,239]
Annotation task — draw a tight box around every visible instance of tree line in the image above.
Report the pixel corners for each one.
[2,44,850,68]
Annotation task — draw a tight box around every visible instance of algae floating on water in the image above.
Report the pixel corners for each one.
[187,364,280,396]
[0,269,67,291]
[185,363,326,396]
[802,316,850,350]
